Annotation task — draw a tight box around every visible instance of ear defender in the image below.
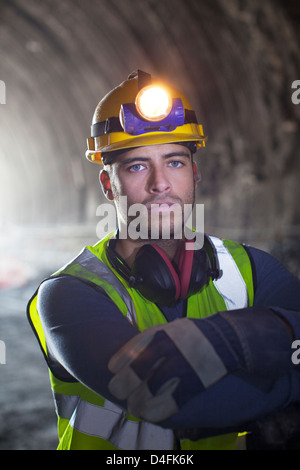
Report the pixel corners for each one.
[131,244,181,306]
[178,239,211,298]
[106,237,216,307]
[131,241,211,306]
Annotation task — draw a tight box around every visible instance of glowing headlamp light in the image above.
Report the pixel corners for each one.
[135,85,172,122]
[119,85,185,136]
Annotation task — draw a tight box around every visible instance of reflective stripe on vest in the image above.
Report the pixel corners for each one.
[54,392,174,450]
[209,236,248,310]
[67,248,138,328]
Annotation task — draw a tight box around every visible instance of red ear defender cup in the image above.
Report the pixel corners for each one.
[131,242,211,306]
[151,245,181,301]
[131,245,181,306]
[181,242,212,298]
[178,240,195,299]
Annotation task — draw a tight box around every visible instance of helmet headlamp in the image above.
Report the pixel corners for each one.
[135,85,172,122]
[119,84,185,136]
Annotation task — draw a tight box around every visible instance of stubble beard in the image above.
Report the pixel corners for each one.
[114,187,195,248]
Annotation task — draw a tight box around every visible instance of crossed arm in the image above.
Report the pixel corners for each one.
[36,246,300,436]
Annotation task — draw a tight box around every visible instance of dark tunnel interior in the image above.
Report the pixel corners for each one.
[0,0,300,449]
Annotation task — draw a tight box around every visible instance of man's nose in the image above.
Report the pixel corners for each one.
[147,167,171,194]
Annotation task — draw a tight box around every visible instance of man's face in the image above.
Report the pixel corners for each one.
[100,143,198,240]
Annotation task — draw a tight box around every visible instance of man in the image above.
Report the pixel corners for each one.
[27,70,300,450]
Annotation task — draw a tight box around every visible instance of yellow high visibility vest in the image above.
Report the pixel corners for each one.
[27,233,254,450]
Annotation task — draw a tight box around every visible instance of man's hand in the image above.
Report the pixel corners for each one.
[108,308,296,425]
[108,318,232,422]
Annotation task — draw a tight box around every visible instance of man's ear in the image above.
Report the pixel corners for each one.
[192,162,201,187]
[99,170,114,201]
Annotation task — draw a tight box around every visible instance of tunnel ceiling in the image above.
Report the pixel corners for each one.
[0,0,300,255]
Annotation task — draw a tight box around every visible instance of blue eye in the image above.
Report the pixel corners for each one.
[169,160,183,168]
[129,164,145,172]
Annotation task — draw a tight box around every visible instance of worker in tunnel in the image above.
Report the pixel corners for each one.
[27,70,300,450]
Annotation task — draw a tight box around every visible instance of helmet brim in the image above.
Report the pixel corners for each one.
[86,127,207,164]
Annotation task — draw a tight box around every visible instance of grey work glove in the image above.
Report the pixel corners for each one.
[108,307,294,425]
[108,318,231,423]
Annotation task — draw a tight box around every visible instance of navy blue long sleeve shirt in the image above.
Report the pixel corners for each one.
[36,245,300,433]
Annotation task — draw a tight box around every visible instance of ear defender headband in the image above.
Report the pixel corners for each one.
[106,237,220,307]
